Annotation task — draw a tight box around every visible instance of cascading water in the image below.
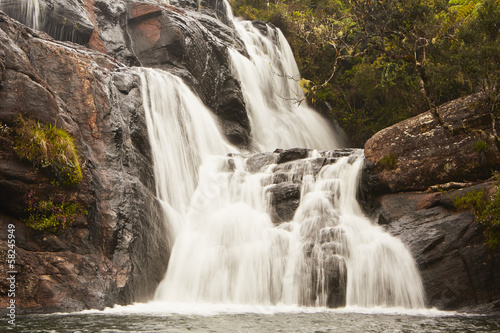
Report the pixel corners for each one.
[228,20,343,151]
[0,0,42,30]
[140,1,425,309]
[138,68,237,236]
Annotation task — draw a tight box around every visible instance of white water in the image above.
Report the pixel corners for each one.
[139,68,237,237]
[229,20,342,151]
[137,1,425,310]
[0,0,42,30]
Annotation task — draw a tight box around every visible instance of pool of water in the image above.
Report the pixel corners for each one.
[9,303,500,333]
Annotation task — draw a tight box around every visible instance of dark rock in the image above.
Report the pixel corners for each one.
[384,188,500,312]
[365,94,500,193]
[120,1,251,146]
[269,182,300,203]
[275,148,310,164]
[246,152,278,173]
[324,255,347,308]
[268,182,300,223]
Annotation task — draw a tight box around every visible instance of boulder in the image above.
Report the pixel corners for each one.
[365,94,500,193]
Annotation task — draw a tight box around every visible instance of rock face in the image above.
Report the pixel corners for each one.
[0,11,169,312]
[85,0,251,146]
[379,183,500,312]
[0,0,262,313]
[365,94,500,193]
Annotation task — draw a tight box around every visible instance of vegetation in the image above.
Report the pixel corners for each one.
[230,0,500,146]
[13,116,82,185]
[453,173,500,249]
[1,117,87,234]
[379,153,398,170]
[23,189,87,233]
[474,139,488,153]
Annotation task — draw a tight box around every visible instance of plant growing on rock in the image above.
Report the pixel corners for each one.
[474,139,488,153]
[23,190,87,233]
[453,173,500,249]
[13,116,82,185]
[379,153,398,170]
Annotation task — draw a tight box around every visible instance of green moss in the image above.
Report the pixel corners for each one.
[13,116,82,185]
[379,153,398,170]
[474,139,488,153]
[23,190,87,233]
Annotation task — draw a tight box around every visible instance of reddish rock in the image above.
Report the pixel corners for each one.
[82,0,108,54]
[0,11,169,313]
[129,2,163,20]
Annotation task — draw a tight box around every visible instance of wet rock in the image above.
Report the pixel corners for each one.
[324,255,347,308]
[0,0,95,44]
[275,148,310,164]
[268,182,300,223]
[0,12,169,313]
[246,152,278,173]
[122,1,251,145]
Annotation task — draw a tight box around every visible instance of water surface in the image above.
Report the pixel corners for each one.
[12,304,500,333]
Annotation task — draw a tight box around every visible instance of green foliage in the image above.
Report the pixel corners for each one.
[474,139,488,152]
[449,0,500,23]
[453,189,487,211]
[453,173,500,249]
[23,190,87,233]
[13,116,82,185]
[379,153,398,170]
[230,0,500,146]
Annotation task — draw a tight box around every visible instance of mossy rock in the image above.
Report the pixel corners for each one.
[13,116,82,185]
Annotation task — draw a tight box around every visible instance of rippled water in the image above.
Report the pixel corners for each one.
[11,304,500,332]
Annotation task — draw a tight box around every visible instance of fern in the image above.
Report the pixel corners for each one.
[449,0,500,23]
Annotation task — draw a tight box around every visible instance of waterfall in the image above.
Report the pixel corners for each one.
[0,0,42,30]
[139,1,425,309]
[229,21,342,151]
[138,68,237,235]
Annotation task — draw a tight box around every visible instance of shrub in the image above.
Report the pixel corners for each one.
[13,116,82,185]
[453,173,500,249]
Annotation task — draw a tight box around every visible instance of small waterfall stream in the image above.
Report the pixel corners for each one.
[137,1,425,309]
[0,0,42,30]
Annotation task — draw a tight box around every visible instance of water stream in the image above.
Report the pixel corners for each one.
[0,0,42,30]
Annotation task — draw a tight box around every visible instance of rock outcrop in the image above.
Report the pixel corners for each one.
[365,94,500,193]
[0,0,95,44]
[84,0,251,146]
[0,11,169,312]
[364,94,500,313]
